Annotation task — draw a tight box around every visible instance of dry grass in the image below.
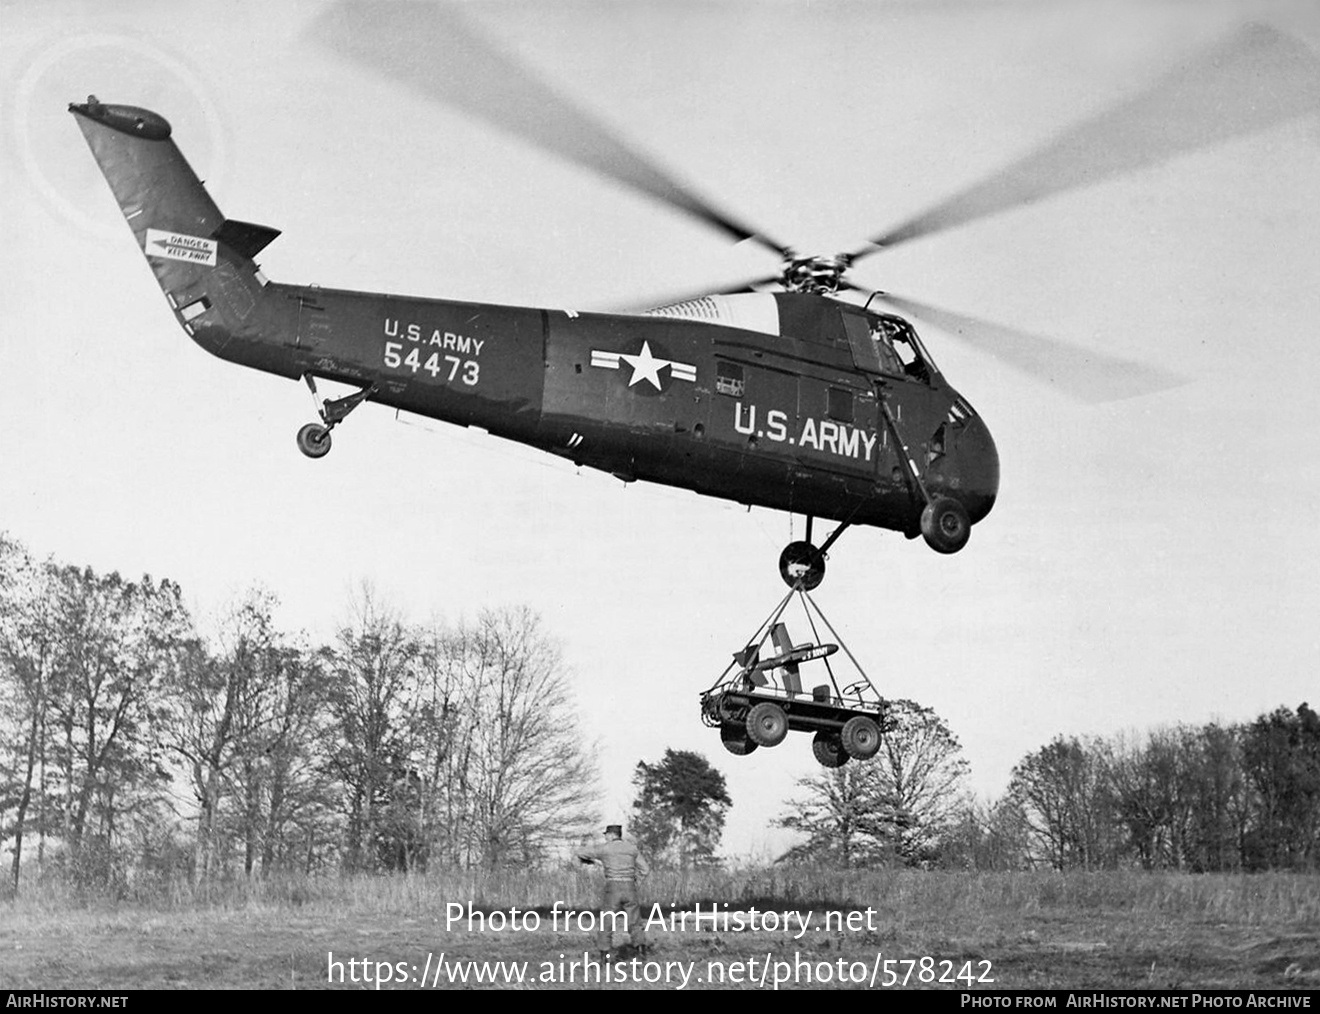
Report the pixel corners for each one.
[1,869,1318,989]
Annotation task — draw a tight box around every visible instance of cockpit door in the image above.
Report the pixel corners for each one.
[841,311,938,513]
[840,312,901,483]
[842,312,886,376]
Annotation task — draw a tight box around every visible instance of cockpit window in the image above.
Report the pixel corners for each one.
[841,309,940,384]
[870,316,934,384]
[891,328,931,383]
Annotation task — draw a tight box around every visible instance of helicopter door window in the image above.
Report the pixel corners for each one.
[827,387,853,423]
[716,361,745,398]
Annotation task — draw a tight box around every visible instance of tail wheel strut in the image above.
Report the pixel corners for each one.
[297,374,375,459]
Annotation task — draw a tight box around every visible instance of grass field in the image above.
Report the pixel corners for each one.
[2,869,1319,990]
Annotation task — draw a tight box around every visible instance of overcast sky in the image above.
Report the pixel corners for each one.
[3,0,1320,858]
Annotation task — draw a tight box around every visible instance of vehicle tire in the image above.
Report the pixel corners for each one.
[720,724,758,756]
[812,731,849,768]
[840,715,882,760]
[745,702,788,747]
[920,496,970,554]
[297,423,332,459]
[778,541,825,590]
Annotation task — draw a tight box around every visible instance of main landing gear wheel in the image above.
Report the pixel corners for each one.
[840,715,882,760]
[920,496,971,555]
[746,702,789,747]
[812,731,849,768]
[296,423,332,459]
[720,724,758,756]
[778,541,825,590]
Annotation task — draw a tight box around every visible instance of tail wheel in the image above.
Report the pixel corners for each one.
[745,702,789,747]
[840,715,882,760]
[297,423,332,459]
[778,541,825,590]
[812,731,849,768]
[720,724,758,756]
[920,497,971,554]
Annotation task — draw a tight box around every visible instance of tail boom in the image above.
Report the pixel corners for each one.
[70,97,295,377]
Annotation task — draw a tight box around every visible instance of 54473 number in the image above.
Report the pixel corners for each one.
[383,342,479,385]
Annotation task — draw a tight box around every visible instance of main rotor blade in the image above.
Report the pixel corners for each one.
[308,1,790,256]
[868,23,1320,252]
[879,294,1185,403]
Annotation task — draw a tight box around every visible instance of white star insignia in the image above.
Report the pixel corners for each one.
[618,340,667,390]
[589,341,697,390]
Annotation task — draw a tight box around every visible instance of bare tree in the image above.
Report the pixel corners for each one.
[166,593,270,882]
[777,700,969,867]
[1104,728,1196,869]
[941,795,1033,871]
[42,566,191,882]
[1183,722,1249,872]
[1009,735,1120,870]
[449,606,599,868]
[872,700,971,864]
[164,590,336,881]
[250,644,338,875]
[2,543,194,890]
[411,622,479,870]
[324,588,421,873]
[1,549,601,883]
[322,598,598,871]
[777,765,895,868]
[0,536,56,891]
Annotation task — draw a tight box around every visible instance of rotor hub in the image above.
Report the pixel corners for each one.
[782,254,851,294]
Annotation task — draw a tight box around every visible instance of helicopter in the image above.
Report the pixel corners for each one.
[68,11,1319,589]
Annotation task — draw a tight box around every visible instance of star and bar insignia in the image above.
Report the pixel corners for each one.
[590,340,696,391]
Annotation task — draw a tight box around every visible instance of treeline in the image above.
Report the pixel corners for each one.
[0,535,598,895]
[776,702,1320,873]
[981,709,1320,872]
[5,533,1316,894]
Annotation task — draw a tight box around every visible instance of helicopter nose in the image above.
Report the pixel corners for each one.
[957,414,999,524]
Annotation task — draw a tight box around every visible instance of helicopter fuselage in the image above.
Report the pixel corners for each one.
[71,99,997,549]
[244,284,997,534]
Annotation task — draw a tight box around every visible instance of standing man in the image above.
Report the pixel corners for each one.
[577,823,650,959]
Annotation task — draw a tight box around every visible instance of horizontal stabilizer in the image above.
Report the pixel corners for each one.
[212,219,281,259]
